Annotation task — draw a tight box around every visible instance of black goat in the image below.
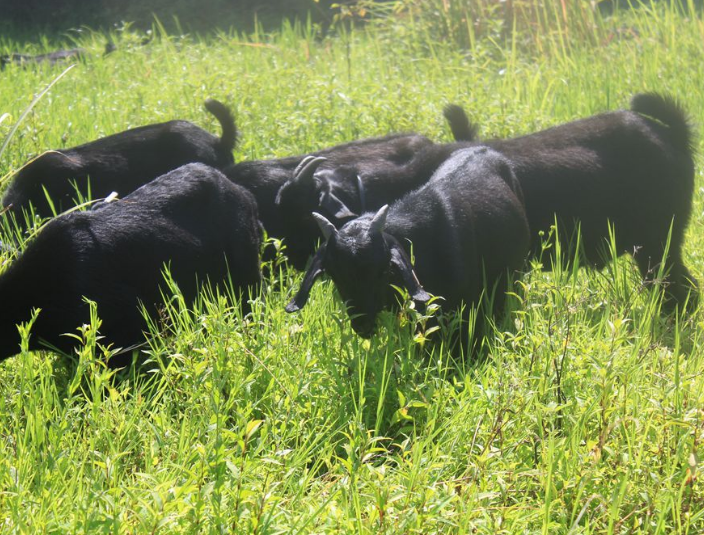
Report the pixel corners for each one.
[477,93,697,308]
[286,146,530,338]
[325,93,697,308]
[224,133,437,269]
[2,99,237,220]
[225,111,477,269]
[0,163,261,367]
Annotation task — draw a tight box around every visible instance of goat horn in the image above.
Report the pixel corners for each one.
[293,156,327,184]
[312,212,337,241]
[356,175,366,213]
[292,155,318,176]
[369,205,389,236]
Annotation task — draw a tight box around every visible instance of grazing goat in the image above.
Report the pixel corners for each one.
[0,163,261,367]
[286,146,530,338]
[330,93,696,309]
[224,133,438,269]
[2,99,237,220]
[475,92,697,308]
[225,111,478,269]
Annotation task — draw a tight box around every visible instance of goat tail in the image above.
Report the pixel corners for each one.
[631,92,694,154]
[443,104,479,142]
[204,98,238,152]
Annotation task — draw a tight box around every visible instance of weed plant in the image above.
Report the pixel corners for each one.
[0,2,703,533]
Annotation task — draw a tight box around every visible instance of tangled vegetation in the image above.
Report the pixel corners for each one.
[0,2,703,533]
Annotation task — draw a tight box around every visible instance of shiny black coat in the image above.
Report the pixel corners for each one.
[413,93,697,307]
[2,99,236,220]
[0,163,261,366]
[288,147,530,337]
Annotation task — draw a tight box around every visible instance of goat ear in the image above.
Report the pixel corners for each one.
[292,155,326,184]
[369,205,389,236]
[389,239,431,303]
[320,189,357,220]
[312,212,338,241]
[285,244,326,312]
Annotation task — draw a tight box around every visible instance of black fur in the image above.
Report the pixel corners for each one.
[443,103,478,142]
[287,147,530,338]
[225,133,438,269]
[481,92,697,307]
[225,111,479,270]
[400,93,696,308]
[2,99,237,220]
[0,163,261,366]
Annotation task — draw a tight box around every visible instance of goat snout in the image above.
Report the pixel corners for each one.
[350,315,377,339]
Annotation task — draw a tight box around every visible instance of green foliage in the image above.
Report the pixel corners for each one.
[1,2,704,532]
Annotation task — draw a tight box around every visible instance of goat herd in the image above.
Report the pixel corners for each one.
[0,92,697,366]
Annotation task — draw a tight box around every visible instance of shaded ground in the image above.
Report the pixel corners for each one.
[0,0,342,42]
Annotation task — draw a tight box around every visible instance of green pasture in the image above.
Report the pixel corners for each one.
[0,3,703,533]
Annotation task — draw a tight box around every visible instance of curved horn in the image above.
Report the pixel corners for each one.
[389,239,431,303]
[312,212,338,241]
[285,244,327,313]
[292,156,327,184]
[275,156,328,206]
[369,205,389,236]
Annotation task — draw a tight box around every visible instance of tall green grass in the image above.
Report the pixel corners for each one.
[0,2,703,533]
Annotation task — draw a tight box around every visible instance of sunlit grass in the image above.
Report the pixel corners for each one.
[0,2,703,533]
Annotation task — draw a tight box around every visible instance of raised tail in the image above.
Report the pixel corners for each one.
[630,93,694,154]
[204,98,238,152]
[443,103,479,142]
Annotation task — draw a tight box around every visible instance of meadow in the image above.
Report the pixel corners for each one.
[0,2,703,533]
